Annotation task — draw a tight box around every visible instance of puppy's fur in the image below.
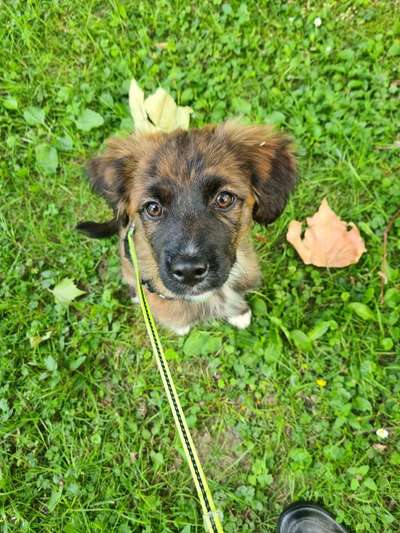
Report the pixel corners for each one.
[78,122,296,334]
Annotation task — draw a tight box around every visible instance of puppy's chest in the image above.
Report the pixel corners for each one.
[204,284,246,317]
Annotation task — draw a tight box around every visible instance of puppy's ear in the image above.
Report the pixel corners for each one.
[76,218,120,239]
[221,122,297,225]
[86,137,140,212]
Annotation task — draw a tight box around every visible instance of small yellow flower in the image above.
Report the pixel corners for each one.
[316,378,327,388]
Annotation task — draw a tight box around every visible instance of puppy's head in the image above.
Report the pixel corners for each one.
[79,122,296,298]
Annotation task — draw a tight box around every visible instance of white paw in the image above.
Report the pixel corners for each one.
[172,325,191,336]
[228,309,251,329]
[128,286,139,304]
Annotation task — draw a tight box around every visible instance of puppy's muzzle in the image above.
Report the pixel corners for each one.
[168,254,209,287]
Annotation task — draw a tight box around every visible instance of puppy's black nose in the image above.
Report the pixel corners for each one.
[170,255,209,286]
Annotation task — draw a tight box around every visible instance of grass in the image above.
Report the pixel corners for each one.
[1,0,399,531]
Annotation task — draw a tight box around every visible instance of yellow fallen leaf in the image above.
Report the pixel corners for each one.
[287,198,366,268]
[129,79,192,133]
[128,79,157,133]
[144,88,179,131]
[29,331,52,349]
[175,104,192,130]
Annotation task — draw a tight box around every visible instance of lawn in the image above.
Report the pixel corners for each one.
[1,1,399,531]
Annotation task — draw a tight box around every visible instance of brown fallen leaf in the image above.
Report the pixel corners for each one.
[286,198,366,267]
[255,233,268,243]
[373,444,387,454]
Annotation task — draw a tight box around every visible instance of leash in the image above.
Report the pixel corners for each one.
[126,224,224,533]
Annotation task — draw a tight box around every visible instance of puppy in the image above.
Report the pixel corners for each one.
[77,121,296,334]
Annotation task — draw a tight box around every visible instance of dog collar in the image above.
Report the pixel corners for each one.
[141,278,176,301]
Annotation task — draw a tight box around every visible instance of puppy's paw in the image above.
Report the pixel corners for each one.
[171,325,191,336]
[228,309,252,329]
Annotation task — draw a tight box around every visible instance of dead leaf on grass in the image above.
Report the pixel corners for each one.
[129,78,192,133]
[287,198,366,267]
[29,331,52,348]
[255,233,268,244]
[129,451,138,462]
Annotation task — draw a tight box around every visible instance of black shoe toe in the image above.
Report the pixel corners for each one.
[277,503,349,533]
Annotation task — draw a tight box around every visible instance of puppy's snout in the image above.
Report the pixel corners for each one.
[170,255,209,286]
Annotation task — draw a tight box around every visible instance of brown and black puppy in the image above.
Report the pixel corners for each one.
[77,121,296,334]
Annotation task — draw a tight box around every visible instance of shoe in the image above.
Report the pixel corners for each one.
[277,502,349,533]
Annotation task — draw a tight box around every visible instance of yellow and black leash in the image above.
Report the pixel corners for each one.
[126,224,224,533]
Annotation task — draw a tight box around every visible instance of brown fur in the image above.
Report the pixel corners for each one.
[80,121,296,334]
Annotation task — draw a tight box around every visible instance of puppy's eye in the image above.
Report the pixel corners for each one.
[144,201,163,219]
[214,191,236,210]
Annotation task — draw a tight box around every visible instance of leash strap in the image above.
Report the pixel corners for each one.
[126,224,224,533]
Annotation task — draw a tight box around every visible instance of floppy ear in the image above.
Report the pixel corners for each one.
[221,122,297,225]
[85,137,140,212]
[76,137,143,239]
[76,218,121,239]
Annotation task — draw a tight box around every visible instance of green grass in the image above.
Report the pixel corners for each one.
[1,1,400,531]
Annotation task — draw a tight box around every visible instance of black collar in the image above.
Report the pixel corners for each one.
[141,279,176,300]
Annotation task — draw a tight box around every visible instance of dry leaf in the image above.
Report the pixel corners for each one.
[29,331,52,349]
[287,198,366,267]
[255,233,268,243]
[144,88,179,131]
[373,444,387,453]
[128,79,157,133]
[129,451,138,463]
[129,78,192,133]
